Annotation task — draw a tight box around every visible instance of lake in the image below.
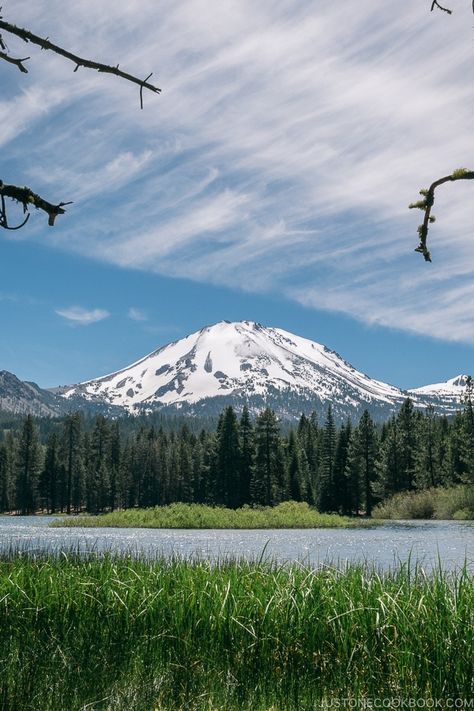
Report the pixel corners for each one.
[0,516,473,571]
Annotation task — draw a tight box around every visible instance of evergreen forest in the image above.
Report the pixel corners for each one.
[1,398,474,516]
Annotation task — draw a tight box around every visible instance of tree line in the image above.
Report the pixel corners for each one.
[0,398,473,516]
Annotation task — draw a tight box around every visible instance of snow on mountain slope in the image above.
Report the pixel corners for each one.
[408,375,469,414]
[61,321,409,419]
[59,321,469,421]
[409,374,469,397]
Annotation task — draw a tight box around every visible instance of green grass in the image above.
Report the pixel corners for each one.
[51,501,378,529]
[0,551,472,710]
[372,485,474,520]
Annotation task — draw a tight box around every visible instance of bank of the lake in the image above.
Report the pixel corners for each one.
[0,551,472,711]
[50,501,378,529]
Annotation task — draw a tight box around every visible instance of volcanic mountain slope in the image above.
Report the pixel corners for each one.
[408,375,470,415]
[61,320,413,421]
[1,322,469,421]
[0,370,63,417]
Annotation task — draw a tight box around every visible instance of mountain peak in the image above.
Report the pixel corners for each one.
[409,373,470,398]
[61,320,408,420]
[0,322,468,421]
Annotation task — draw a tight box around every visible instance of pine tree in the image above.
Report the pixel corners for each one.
[239,405,254,506]
[345,428,362,515]
[460,377,474,485]
[2,432,16,511]
[157,429,171,505]
[447,413,466,484]
[120,439,136,509]
[202,431,218,505]
[109,421,121,510]
[396,398,418,491]
[178,437,194,503]
[287,430,303,501]
[86,416,112,512]
[331,420,352,513]
[414,406,439,489]
[15,415,42,514]
[251,408,284,506]
[135,428,160,508]
[40,432,61,513]
[191,437,205,504]
[215,407,241,507]
[357,410,378,516]
[375,417,402,499]
[297,412,319,504]
[317,406,337,512]
[0,443,11,512]
[60,412,84,514]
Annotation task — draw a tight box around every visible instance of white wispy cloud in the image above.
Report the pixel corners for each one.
[55,306,110,326]
[128,307,148,322]
[2,0,474,342]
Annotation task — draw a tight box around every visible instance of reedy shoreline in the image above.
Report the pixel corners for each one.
[50,501,379,529]
[0,550,472,710]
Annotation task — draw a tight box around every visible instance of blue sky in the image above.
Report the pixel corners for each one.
[1,0,473,390]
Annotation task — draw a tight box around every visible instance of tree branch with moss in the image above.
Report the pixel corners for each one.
[410,168,474,262]
[0,182,73,229]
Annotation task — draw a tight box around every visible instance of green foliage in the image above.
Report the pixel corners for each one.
[52,500,376,529]
[372,485,474,520]
[0,551,472,709]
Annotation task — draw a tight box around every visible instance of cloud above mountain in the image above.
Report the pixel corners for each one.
[55,306,110,326]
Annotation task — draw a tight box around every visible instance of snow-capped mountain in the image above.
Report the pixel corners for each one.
[408,375,469,414]
[59,320,466,421]
[0,322,469,421]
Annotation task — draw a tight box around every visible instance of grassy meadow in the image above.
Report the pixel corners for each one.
[0,551,472,710]
[51,500,378,529]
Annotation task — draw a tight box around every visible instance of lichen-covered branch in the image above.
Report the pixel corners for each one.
[409,169,474,262]
[0,17,161,108]
[0,182,71,228]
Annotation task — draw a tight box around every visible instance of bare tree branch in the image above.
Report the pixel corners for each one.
[430,1,453,14]
[0,49,29,72]
[0,18,161,105]
[409,169,474,262]
[0,182,72,228]
[430,0,474,13]
[0,12,162,232]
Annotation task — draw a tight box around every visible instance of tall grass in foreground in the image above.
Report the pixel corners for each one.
[51,501,378,529]
[0,552,472,710]
[372,485,474,520]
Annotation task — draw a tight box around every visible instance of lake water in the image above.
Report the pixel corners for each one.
[0,516,473,572]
